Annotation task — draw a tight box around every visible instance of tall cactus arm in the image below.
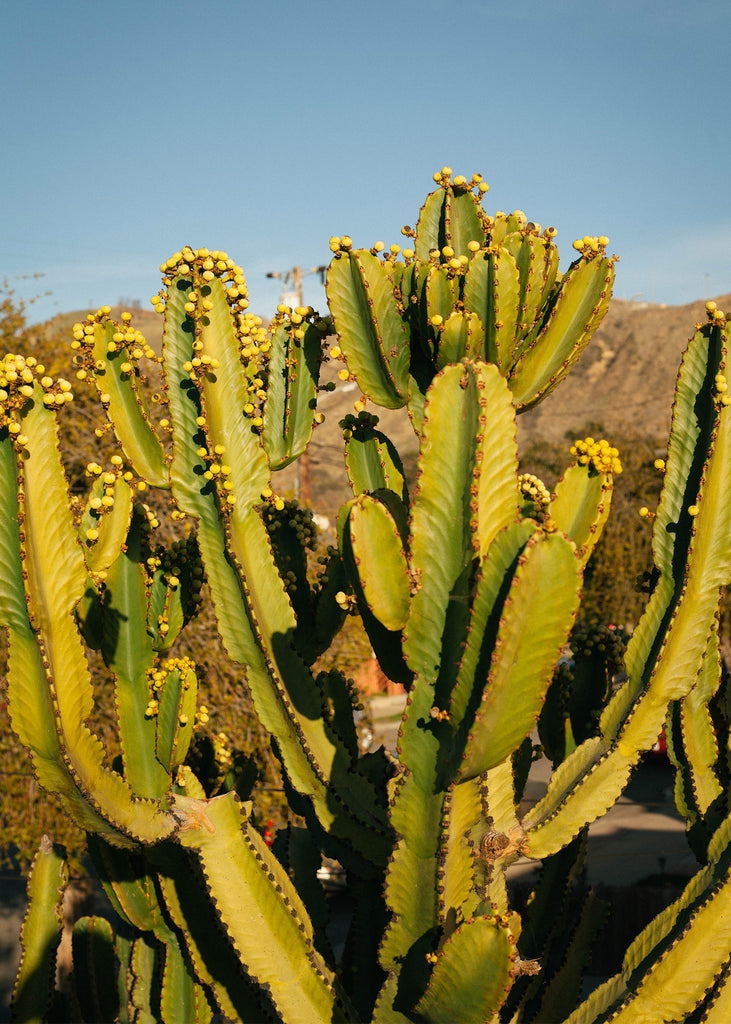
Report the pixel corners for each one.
[405,361,518,688]
[674,623,725,826]
[502,229,560,355]
[508,250,614,410]
[174,792,353,1024]
[652,320,724,578]
[524,324,731,859]
[154,842,280,1023]
[448,520,536,731]
[342,411,409,502]
[77,472,133,576]
[437,777,485,926]
[414,172,488,259]
[262,314,323,470]
[549,442,620,569]
[434,311,483,371]
[72,314,169,488]
[377,363,520,1006]
[463,246,521,371]
[100,512,171,799]
[2,383,175,844]
[11,835,67,1024]
[347,493,410,631]
[457,531,581,781]
[424,264,459,327]
[326,246,410,408]
[162,270,390,862]
[604,320,726,735]
[413,916,515,1023]
[70,916,119,1024]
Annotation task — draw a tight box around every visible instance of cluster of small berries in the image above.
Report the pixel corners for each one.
[570,621,627,677]
[518,472,552,519]
[705,301,727,325]
[431,167,489,195]
[71,310,158,405]
[260,496,317,596]
[570,437,622,476]
[314,668,363,720]
[81,456,130,545]
[146,533,205,622]
[0,353,73,445]
[150,248,249,319]
[339,410,381,440]
[571,235,616,261]
[145,656,197,720]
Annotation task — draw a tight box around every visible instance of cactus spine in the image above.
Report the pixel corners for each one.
[2,174,731,1023]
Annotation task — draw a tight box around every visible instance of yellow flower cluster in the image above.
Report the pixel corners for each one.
[705,301,727,325]
[145,656,196,718]
[431,167,489,195]
[571,235,615,260]
[570,437,622,475]
[82,457,131,545]
[212,730,233,768]
[0,353,73,443]
[151,247,249,318]
[70,310,159,435]
[519,472,552,513]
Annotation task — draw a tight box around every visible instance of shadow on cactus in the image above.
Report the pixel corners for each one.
[3,170,731,1022]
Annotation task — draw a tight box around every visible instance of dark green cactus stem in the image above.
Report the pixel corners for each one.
[326,246,410,408]
[262,312,326,469]
[72,313,168,488]
[71,916,119,1023]
[12,835,67,1024]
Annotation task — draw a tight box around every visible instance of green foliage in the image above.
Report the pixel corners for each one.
[3,172,731,1023]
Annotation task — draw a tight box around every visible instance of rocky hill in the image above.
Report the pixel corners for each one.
[518,292,731,447]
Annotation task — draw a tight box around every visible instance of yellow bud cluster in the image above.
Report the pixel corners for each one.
[570,436,622,475]
[151,248,249,317]
[71,310,158,416]
[81,458,131,541]
[705,301,727,324]
[145,656,196,717]
[431,169,488,195]
[713,371,730,405]
[212,730,233,768]
[518,472,552,512]
[571,235,611,258]
[0,353,74,441]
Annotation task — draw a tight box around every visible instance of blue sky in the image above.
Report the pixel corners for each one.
[3,0,730,324]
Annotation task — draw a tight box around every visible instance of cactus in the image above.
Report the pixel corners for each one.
[2,175,731,1023]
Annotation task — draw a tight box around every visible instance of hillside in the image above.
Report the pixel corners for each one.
[518,292,731,447]
[29,292,730,517]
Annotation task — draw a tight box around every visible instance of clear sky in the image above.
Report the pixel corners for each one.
[3,0,730,324]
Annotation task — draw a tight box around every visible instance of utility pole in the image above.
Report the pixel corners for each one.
[266,264,327,310]
[265,263,327,507]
